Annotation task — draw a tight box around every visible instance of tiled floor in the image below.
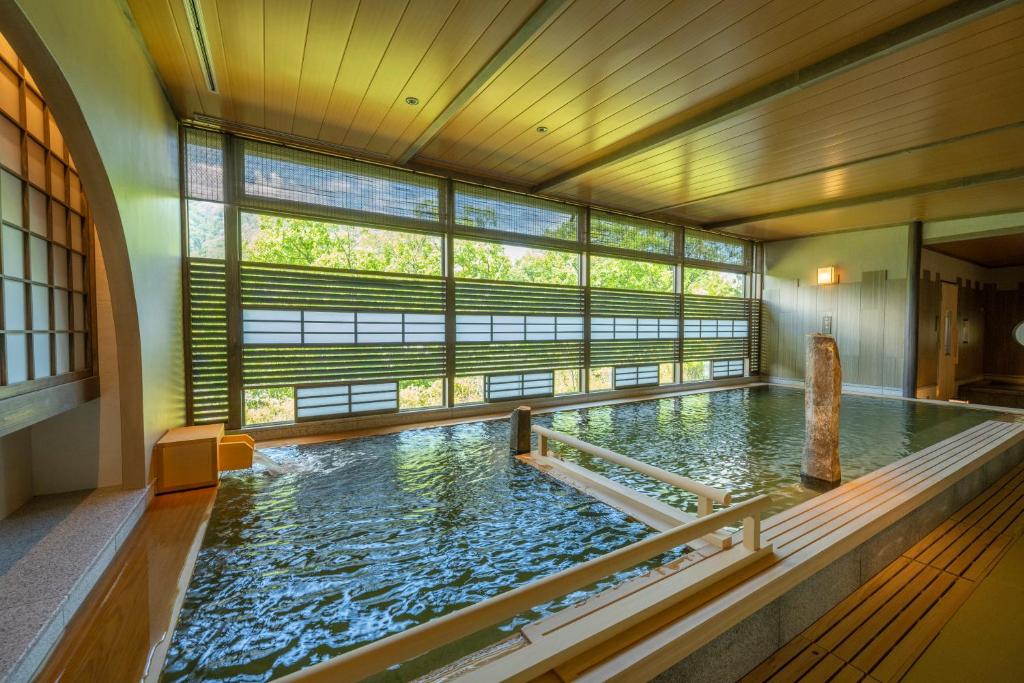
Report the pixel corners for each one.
[742,459,1024,683]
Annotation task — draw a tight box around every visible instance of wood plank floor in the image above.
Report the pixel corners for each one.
[33,488,216,683]
[742,460,1024,683]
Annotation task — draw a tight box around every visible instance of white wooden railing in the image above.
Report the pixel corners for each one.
[534,424,730,509]
[279,453,771,682]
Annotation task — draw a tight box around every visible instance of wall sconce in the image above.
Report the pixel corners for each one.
[817,266,838,285]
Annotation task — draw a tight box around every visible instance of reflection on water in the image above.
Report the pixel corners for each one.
[162,386,992,682]
[542,386,991,516]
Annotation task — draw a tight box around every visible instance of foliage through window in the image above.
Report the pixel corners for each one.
[453,239,579,285]
[241,212,442,276]
[590,255,674,292]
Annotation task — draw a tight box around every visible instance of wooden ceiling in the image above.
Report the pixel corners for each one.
[126,0,1024,240]
[926,231,1024,267]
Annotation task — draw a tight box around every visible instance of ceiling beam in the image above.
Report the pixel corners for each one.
[395,0,571,165]
[531,0,1021,194]
[704,167,1024,230]
[643,120,1024,217]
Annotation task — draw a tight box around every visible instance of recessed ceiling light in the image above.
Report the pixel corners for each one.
[536,126,549,133]
[405,96,420,106]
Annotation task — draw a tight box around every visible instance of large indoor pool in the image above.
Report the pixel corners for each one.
[161,386,995,682]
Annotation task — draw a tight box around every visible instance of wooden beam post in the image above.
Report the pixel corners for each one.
[904,221,923,398]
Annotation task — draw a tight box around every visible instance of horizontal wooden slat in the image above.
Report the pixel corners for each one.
[591,288,678,318]
[590,339,677,367]
[455,280,583,316]
[455,340,583,375]
[242,344,446,387]
[187,260,229,423]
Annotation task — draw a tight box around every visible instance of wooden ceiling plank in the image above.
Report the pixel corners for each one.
[341,0,461,151]
[394,0,571,164]
[290,0,359,140]
[483,0,928,181]
[422,0,626,162]
[706,166,1024,230]
[127,0,209,118]
[557,13,1024,193]
[212,0,265,127]
[558,37,1024,204]
[722,179,1024,240]
[656,123,1024,217]
[317,1,409,144]
[372,0,539,158]
[557,77,1024,209]
[446,0,701,170]
[531,0,1022,193]
[262,0,312,134]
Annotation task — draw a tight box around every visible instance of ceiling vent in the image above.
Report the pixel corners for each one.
[183,0,218,92]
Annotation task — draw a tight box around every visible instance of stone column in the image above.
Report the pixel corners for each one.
[802,334,842,484]
[509,406,531,454]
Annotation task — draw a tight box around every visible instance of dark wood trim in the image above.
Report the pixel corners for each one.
[0,374,98,438]
[532,0,1019,193]
[223,135,242,429]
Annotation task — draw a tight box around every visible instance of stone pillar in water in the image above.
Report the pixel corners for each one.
[802,334,842,484]
[509,406,532,454]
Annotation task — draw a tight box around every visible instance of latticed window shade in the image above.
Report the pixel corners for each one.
[590,210,675,257]
[685,229,750,267]
[241,139,443,228]
[184,128,224,201]
[454,182,579,243]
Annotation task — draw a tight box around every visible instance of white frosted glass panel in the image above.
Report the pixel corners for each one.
[2,224,23,277]
[29,235,46,282]
[51,246,67,288]
[54,332,69,374]
[50,203,67,245]
[73,333,86,370]
[33,333,50,377]
[3,281,25,329]
[71,254,84,291]
[28,188,46,236]
[69,212,83,251]
[243,309,300,321]
[51,290,67,330]
[31,284,48,329]
[296,385,350,398]
[304,311,354,322]
[5,332,28,383]
[297,404,349,418]
[72,293,84,329]
[1,170,21,226]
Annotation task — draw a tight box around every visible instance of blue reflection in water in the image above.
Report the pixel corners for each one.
[162,386,991,682]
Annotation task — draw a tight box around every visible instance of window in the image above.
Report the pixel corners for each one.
[294,382,399,420]
[181,126,760,428]
[590,254,674,292]
[683,268,745,297]
[456,315,583,342]
[591,317,678,340]
[685,229,749,266]
[485,372,554,401]
[242,309,445,345]
[187,201,225,258]
[453,239,579,285]
[683,319,748,339]
[614,365,659,389]
[712,359,745,379]
[241,212,442,276]
[454,182,578,243]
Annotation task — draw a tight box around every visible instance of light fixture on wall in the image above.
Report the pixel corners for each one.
[817,266,838,285]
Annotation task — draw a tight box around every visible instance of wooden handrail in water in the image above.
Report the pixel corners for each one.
[532,425,731,505]
[278,494,772,683]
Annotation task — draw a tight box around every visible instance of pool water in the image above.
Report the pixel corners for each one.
[162,386,994,682]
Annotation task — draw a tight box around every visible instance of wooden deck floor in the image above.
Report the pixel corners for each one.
[742,459,1024,683]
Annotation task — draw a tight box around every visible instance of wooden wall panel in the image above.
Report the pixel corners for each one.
[984,285,1024,377]
[762,270,906,390]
